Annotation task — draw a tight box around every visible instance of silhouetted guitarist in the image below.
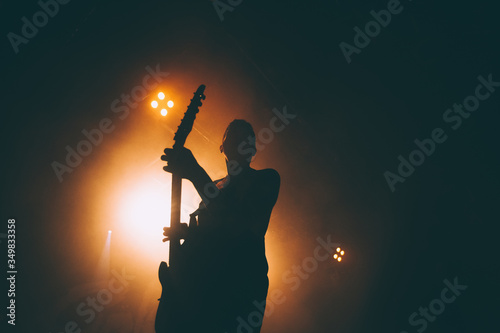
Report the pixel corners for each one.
[161,119,280,332]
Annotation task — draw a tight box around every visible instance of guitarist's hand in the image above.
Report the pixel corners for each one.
[161,147,202,181]
[162,223,190,242]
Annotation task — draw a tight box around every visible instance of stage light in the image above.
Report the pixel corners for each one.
[150,92,174,116]
[334,247,345,262]
[95,229,112,280]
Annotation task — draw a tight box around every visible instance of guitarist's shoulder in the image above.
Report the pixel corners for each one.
[254,168,280,187]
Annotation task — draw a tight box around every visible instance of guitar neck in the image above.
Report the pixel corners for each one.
[166,84,205,268]
[169,172,182,267]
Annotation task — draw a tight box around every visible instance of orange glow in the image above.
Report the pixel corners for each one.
[340,250,344,255]
[161,109,168,116]
[337,257,342,262]
[117,182,169,236]
[113,175,201,265]
[151,100,158,108]
[73,76,301,331]
[336,247,341,252]
[158,92,165,100]
[333,254,338,259]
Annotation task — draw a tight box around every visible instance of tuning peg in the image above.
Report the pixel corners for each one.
[189,215,198,228]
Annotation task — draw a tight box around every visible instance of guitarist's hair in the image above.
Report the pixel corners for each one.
[221,119,256,153]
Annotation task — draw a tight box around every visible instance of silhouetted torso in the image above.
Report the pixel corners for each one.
[183,167,279,332]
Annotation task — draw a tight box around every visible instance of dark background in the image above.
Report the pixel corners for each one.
[1,0,499,332]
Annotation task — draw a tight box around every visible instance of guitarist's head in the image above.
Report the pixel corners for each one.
[220,119,256,169]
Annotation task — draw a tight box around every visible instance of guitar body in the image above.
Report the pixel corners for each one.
[155,85,206,333]
[155,244,208,332]
[155,262,178,332]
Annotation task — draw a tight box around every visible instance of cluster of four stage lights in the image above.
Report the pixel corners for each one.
[334,247,345,262]
[151,92,174,116]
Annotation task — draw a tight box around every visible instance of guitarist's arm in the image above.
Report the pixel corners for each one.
[192,168,280,237]
[162,147,280,236]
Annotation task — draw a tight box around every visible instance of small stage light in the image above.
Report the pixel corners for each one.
[108,230,112,234]
[150,92,174,116]
[333,247,345,262]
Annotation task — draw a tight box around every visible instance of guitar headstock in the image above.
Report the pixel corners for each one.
[173,84,206,149]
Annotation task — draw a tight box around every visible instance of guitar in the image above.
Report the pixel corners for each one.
[155,84,206,333]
